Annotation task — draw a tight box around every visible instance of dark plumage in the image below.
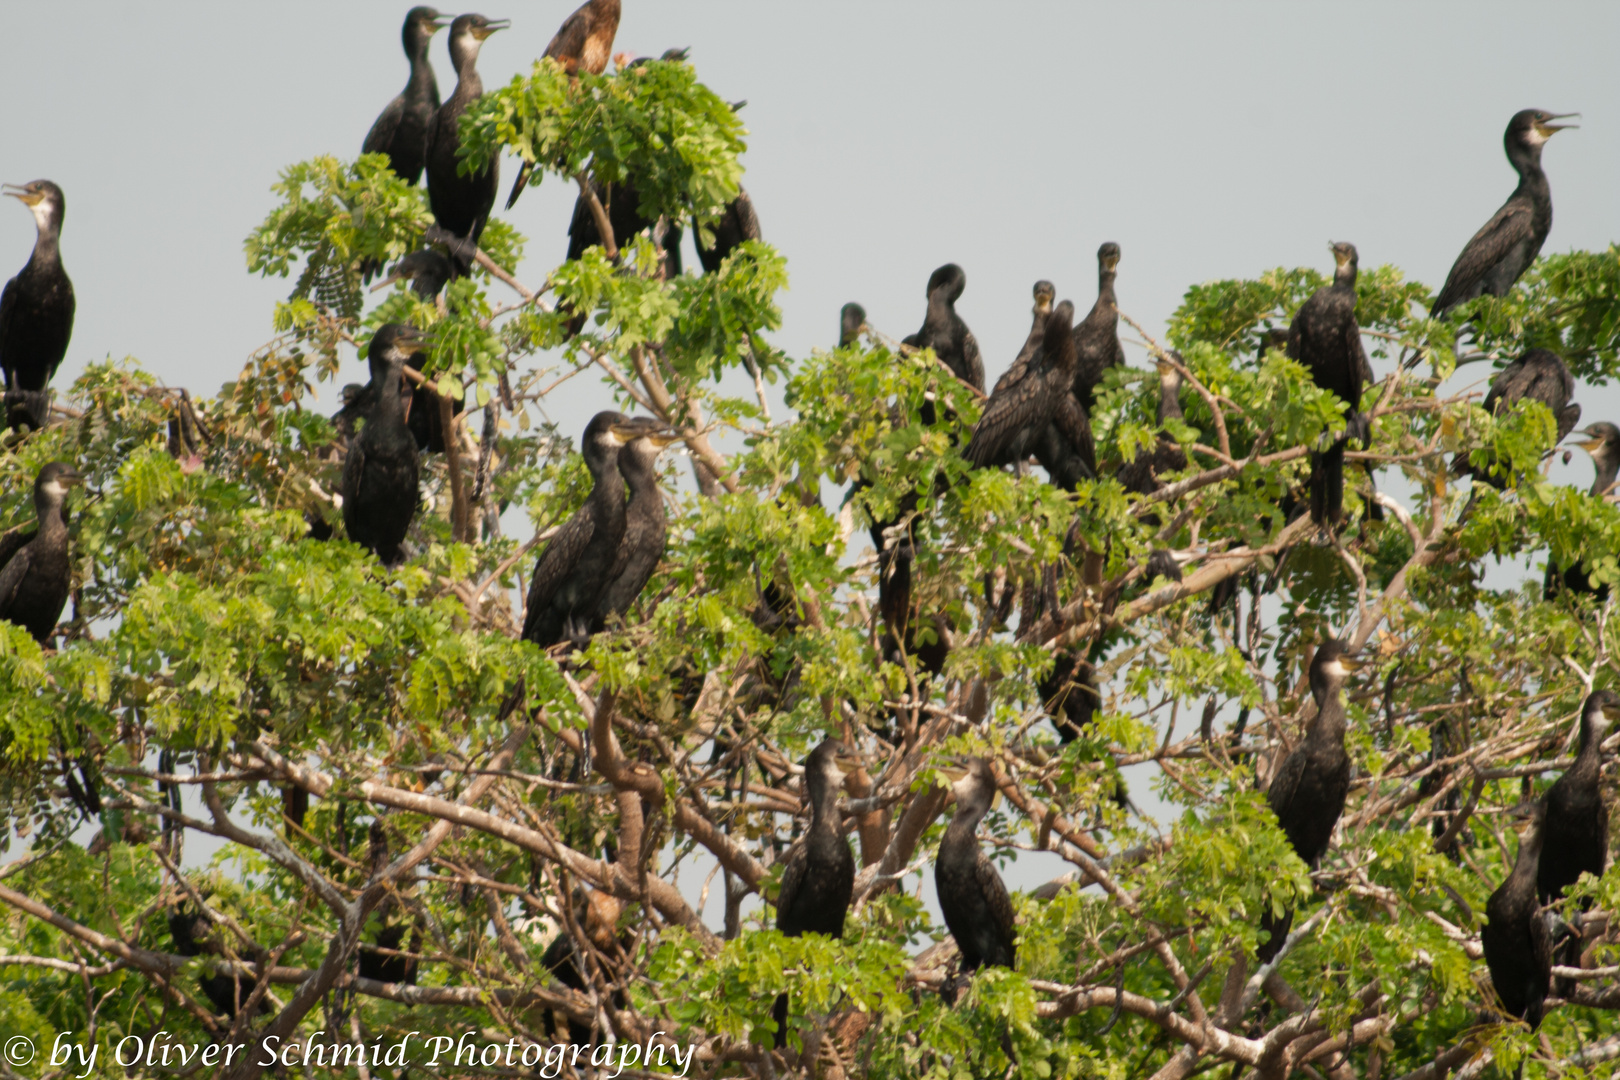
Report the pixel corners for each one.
[372,248,454,302]
[167,906,269,1021]
[1118,356,1189,495]
[504,0,621,209]
[425,14,508,275]
[1544,423,1620,600]
[593,425,676,630]
[1432,110,1577,319]
[0,462,81,644]
[773,739,857,1047]
[936,758,1017,975]
[990,281,1054,398]
[1288,242,1369,528]
[1072,243,1125,411]
[1483,800,1553,1030]
[695,187,762,274]
[566,176,682,279]
[1041,650,1101,743]
[1538,690,1616,904]
[1259,639,1362,961]
[1,181,74,431]
[522,412,651,648]
[341,324,424,566]
[965,300,1095,489]
[1453,348,1580,487]
[540,889,624,1044]
[908,263,984,400]
[839,303,866,349]
[358,923,419,985]
[362,8,449,185]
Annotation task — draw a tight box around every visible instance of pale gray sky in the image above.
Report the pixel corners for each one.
[5,2,1619,919]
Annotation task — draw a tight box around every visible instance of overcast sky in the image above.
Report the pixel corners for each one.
[5,2,1619,916]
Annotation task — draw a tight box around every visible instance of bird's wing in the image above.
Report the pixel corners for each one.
[975,851,1017,944]
[362,95,405,159]
[775,840,807,925]
[1052,392,1097,478]
[965,373,1045,468]
[732,188,762,242]
[1266,748,1306,824]
[1433,201,1535,314]
[544,11,590,68]
[0,542,31,618]
[0,276,16,380]
[960,330,985,392]
[0,524,35,578]
[342,436,367,508]
[525,507,596,617]
[1557,403,1583,444]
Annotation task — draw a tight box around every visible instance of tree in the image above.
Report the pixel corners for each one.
[5,50,1620,1080]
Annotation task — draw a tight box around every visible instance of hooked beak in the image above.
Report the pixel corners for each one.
[2,184,42,207]
[1602,703,1620,722]
[370,271,407,293]
[472,18,509,38]
[1337,654,1366,673]
[430,14,456,29]
[58,469,85,489]
[1538,112,1580,136]
[648,429,682,448]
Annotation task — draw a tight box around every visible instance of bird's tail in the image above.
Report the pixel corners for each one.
[505,160,535,211]
[772,992,789,1049]
[1309,440,1346,528]
[1257,906,1294,965]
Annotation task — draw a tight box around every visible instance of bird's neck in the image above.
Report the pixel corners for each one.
[1097,270,1117,306]
[1577,713,1609,764]
[945,799,987,844]
[35,496,68,537]
[1307,694,1347,744]
[1512,825,1544,877]
[926,288,951,327]
[372,363,408,428]
[588,452,626,517]
[1157,375,1184,424]
[1592,453,1619,498]
[1507,141,1547,191]
[1333,264,1357,290]
[29,222,61,268]
[451,65,484,104]
[408,42,439,98]
[807,771,840,832]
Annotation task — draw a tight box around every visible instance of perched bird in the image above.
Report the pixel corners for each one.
[425,14,509,275]
[1117,355,1189,495]
[838,302,867,348]
[1432,110,1578,319]
[1482,800,1553,1030]
[357,923,418,985]
[593,424,678,630]
[1453,348,1581,486]
[906,263,984,403]
[965,300,1095,490]
[1040,650,1101,743]
[1288,242,1370,528]
[342,324,425,566]
[990,280,1055,397]
[1072,243,1125,412]
[936,758,1016,977]
[1545,423,1620,600]
[370,248,454,302]
[504,0,621,209]
[1258,639,1362,962]
[1538,690,1617,903]
[772,739,857,1047]
[167,906,270,1021]
[361,7,451,185]
[522,412,652,648]
[695,187,762,274]
[540,888,624,1044]
[0,462,82,644]
[565,175,682,279]
[1,181,75,432]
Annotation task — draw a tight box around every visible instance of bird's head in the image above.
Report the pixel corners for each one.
[1574,422,1620,460]
[370,249,453,298]
[406,7,454,46]
[925,263,966,304]
[1309,637,1364,700]
[461,13,509,40]
[369,323,428,368]
[1583,688,1620,742]
[1032,280,1056,315]
[35,462,84,509]
[1097,242,1121,275]
[941,757,1000,815]
[839,302,868,347]
[806,738,860,790]
[4,180,65,234]
[1329,241,1359,272]
[1512,109,1578,148]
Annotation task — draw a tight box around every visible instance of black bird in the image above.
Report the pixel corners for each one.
[357,923,418,985]
[991,280,1055,398]
[593,424,677,630]
[540,888,624,1043]
[936,758,1017,977]
[362,7,450,185]
[1,181,74,432]
[966,300,1095,490]
[1072,243,1125,412]
[342,324,425,566]
[1482,800,1553,1030]
[1288,242,1370,528]
[1118,355,1189,495]
[522,412,650,648]
[371,248,454,302]
[167,906,270,1021]
[1259,639,1362,962]
[0,462,82,644]
[772,739,858,1048]
[425,14,509,275]
[1040,650,1101,743]
[907,263,984,401]
[1538,690,1617,904]
[565,175,682,279]
[838,302,866,348]
[695,187,762,274]
[1432,110,1578,319]
[1453,348,1581,487]
[365,249,460,451]
[1545,423,1620,600]
[504,0,621,209]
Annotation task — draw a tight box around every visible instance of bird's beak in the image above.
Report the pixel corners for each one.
[58,470,84,488]
[396,330,429,357]
[937,765,968,785]
[431,14,456,28]
[610,420,654,442]
[648,429,682,448]
[370,271,406,294]
[1337,654,1366,672]
[1102,255,1119,272]
[1538,112,1580,136]
[1602,703,1620,722]
[473,18,510,38]
[833,753,863,774]
[2,184,41,206]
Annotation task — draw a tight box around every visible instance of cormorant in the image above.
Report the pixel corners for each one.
[341,324,425,566]
[1040,650,1101,743]
[965,300,1095,489]
[565,175,682,279]
[522,412,652,648]
[371,248,454,302]
[1453,348,1580,487]
[1482,800,1553,1030]
[503,0,621,210]
[838,302,866,348]
[1288,242,1369,528]
[1117,355,1189,495]
[936,758,1017,976]
[1,181,74,432]
[1258,639,1362,962]
[907,263,984,399]
[425,14,509,275]
[1072,243,1125,412]
[167,906,270,1021]
[773,739,857,1047]
[357,923,418,985]
[0,462,82,644]
[593,424,677,630]
[540,888,624,1043]
[1538,689,1617,903]
[362,7,451,185]
[990,280,1055,397]
[1432,110,1578,319]
[1545,423,1620,600]
[695,187,762,274]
